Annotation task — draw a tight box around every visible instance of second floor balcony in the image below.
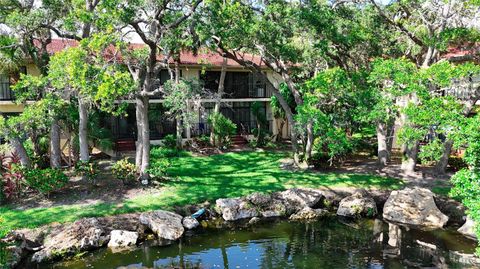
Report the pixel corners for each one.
[200,71,272,99]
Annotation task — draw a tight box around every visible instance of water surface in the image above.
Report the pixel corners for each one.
[39,218,478,269]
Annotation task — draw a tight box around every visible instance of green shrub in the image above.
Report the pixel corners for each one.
[150,146,189,159]
[162,134,177,149]
[75,161,99,184]
[418,139,444,166]
[312,128,353,165]
[208,112,236,148]
[147,159,171,180]
[112,158,137,184]
[24,168,68,197]
[197,135,210,145]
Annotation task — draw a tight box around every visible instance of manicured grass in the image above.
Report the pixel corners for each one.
[0,151,403,235]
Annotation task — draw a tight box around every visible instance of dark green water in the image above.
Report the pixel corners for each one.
[37,218,478,269]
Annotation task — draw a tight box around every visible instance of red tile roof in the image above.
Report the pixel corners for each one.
[43,39,264,68]
[441,44,479,62]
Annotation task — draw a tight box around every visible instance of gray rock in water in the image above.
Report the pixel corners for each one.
[31,218,108,263]
[247,192,272,206]
[182,216,200,229]
[337,190,377,218]
[248,217,261,225]
[383,187,448,228]
[458,217,477,240]
[3,245,25,268]
[276,188,324,213]
[247,192,287,218]
[215,198,259,221]
[139,210,184,241]
[289,207,328,220]
[108,230,138,248]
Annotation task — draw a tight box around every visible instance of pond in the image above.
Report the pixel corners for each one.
[38,217,477,269]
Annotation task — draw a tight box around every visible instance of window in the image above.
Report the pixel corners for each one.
[0,73,12,100]
[0,67,26,100]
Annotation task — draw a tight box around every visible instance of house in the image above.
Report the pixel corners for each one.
[0,39,289,154]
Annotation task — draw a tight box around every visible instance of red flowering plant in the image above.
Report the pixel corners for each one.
[1,151,25,202]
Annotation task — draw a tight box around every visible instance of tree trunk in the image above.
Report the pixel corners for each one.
[50,119,62,168]
[135,95,150,180]
[10,137,30,168]
[377,121,389,167]
[176,116,183,148]
[271,88,300,164]
[276,119,285,142]
[78,98,89,162]
[210,57,227,146]
[434,139,453,175]
[305,120,314,162]
[401,141,419,174]
[135,99,143,169]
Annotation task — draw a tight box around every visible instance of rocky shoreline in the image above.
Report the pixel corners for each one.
[1,187,477,268]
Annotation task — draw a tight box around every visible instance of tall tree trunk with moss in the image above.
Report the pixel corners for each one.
[135,95,150,179]
[400,93,420,174]
[401,141,419,174]
[305,120,314,162]
[434,140,453,175]
[10,137,30,168]
[50,120,62,168]
[78,98,89,162]
[173,59,184,148]
[270,87,300,163]
[210,56,227,146]
[377,121,389,167]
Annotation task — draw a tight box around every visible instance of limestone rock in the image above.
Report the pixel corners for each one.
[3,245,25,268]
[31,218,108,263]
[248,217,261,225]
[182,216,200,230]
[107,230,138,248]
[383,187,448,228]
[276,188,324,213]
[246,192,272,207]
[139,210,184,241]
[289,207,328,221]
[215,198,259,221]
[458,217,477,240]
[97,213,144,235]
[247,192,287,218]
[337,190,377,218]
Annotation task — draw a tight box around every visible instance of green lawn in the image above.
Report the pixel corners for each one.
[0,151,403,236]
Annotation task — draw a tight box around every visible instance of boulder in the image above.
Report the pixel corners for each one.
[139,210,184,241]
[108,230,138,248]
[247,192,272,206]
[215,198,259,221]
[337,190,377,218]
[31,218,108,263]
[182,217,200,230]
[248,217,261,225]
[275,188,324,213]
[247,192,287,218]
[458,217,477,240]
[289,207,328,221]
[97,213,144,235]
[2,245,25,268]
[383,188,448,228]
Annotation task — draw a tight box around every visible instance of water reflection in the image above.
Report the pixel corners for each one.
[40,218,478,269]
